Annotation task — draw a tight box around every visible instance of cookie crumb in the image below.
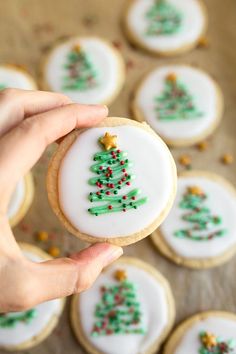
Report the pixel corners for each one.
[37,231,49,242]
[196,141,208,151]
[221,153,234,165]
[48,246,60,257]
[112,40,122,50]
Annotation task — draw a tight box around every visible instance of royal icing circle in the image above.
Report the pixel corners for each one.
[7,178,26,220]
[167,313,236,354]
[0,65,37,90]
[158,172,236,260]
[125,0,206,55]
[0,245,64,349]
[57,120,176,241]
[72,258,174,354]
[133,65,222,146]
[42,37,125,105]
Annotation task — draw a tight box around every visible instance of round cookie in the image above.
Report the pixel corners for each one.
[151,171,236,269]
[8,173,34,227]
[0,64,37,90]
[40,36,126,105]
[164,311,236,354]
[0,243,65,351]
[123,0,207,56]
[71,257,175,354]
[47,117,177,246]
[132,65,223,147]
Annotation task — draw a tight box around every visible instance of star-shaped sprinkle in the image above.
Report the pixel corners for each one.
[201,332,217,349]
[100,132,117,151]
[114,269,127,282]
[188,186,203,196]
[72,44,81,53]
[166,72,177,83]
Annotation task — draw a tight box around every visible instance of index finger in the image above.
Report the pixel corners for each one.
[0,103,108,207]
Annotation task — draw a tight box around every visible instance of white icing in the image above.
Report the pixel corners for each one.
[44,37,124,104]
[0,249,63,347]
[160,174,236,259]
[7,178,25,220]
[59,125,175,238]
[126,0,206,53]
[174,316,236,354]
[135,65,219,141]
[0,66,36,90]
[79,263,170,354]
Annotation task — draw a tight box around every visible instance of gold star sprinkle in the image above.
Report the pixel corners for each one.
[72,44,81,53]
[100,132,117,151]
[222,153,234,165]
[166,72,177,83]
[201,332,217,349]
[114,269,127,282]
[188,186,203,196]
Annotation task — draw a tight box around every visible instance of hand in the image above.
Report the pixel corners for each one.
[0,88,123,312]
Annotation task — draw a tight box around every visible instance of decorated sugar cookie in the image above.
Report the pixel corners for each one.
[40,37,125,105]
[164,311,236,354]
[0,64,37,90]
[151,171,236,269]
[47,117,177,246]
[124,0,207,56]
[132,65,223,147]
[0,243,65,351]
[8,173,34,227]
[71,257,175,354]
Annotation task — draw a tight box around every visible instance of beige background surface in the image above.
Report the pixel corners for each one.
[0,0,235,353]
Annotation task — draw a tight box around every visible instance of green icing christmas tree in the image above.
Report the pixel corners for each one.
[155,73,203,121]
[91,269,146,336]
[0,309,37,328]
[62,44,97,91]
[199,331,236,354]
[88,132,147,216]
[145,0,182,36]
[174,186,227,241]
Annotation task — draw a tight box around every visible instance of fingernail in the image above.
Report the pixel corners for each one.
[104,246,123,267]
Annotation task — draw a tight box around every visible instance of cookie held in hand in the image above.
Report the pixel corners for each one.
[47,117,176,246]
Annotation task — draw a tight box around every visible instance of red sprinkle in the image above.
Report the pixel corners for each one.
[96,192,100,195]
[123,209,126,212]
[122,169,126,172]
[123,196,127,200]
[118,181,122,185]
[124,173,128,177]
[120,161,125,165]
[111,184,115,188]
[132,196,136,200]
[112,155,116,159]
[106,191,111,195]
[108,205,113,210]
[126,182,131,186]
[117,149,121,153]
[99,166,103,170]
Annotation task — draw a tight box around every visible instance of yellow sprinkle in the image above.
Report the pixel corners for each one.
[114,269,127,282]
[188,186,203,196]
[197,141,209,151]
[179,155,191,166]
[222,153,234,165]
[198,36,209,48]
[166,72,177,83]
[100,132,118,151]
[48,246,60,257]
[37,231,49,242]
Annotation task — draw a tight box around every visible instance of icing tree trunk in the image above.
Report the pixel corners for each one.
[145,0,182,36]
[62,45,97,91]
[174,186,226,241]
[155,73,203,121]
[91,270,145,336]
[199,331,236,354]
[88,132,147,216]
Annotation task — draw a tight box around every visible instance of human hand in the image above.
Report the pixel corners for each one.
[0,88,123,312]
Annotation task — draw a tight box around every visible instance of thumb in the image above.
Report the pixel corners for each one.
[29,243,123,306]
